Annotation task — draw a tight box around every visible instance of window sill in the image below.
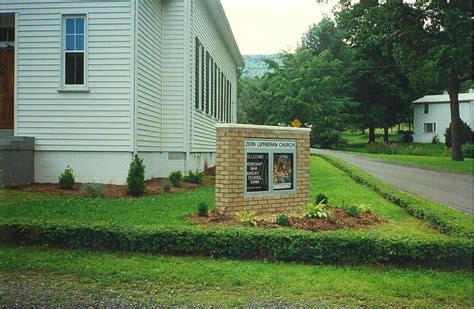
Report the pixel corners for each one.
[57,87,90,93]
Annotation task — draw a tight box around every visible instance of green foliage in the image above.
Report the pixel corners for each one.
[197,202,208,217]
[183,170,204,184]
[235,211,257,227]
[275,214,290,227]
[0,221,471,269]
[81,183,104,198]
[461,143,474,159]
[126,154,145,196]
[319,154,474,238]
[444,121,473,148]
[345,204,371,218]
[315,193,329,205]
[300,201,332,219]
[241,54,282,78]
[58,166,75,190]
[366,143,426,156]
[401,134,414,144]
[432,135,440,144]
[162,181,171,193]
[168,171,183,187]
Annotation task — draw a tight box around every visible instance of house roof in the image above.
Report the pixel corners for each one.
[204,0,245,68]
[413,90,474,104]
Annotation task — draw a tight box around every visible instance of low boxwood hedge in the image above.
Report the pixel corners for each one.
[0,221,471,269]
[318,154,474,238]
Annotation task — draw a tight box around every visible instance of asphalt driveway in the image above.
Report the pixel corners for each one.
[312,149,474,216]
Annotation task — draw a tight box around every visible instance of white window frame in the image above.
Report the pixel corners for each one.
[424,123,436,133]
[59,14,89,92]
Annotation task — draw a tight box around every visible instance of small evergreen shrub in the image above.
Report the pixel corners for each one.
[162,181,172,193]
[58,166,75,190]
[300,201,332,219]
[432,135,440,144]
[183,170,204,184]
[82,183,104,198]
[444,121,473,148]
[235,211,257,226]
[275,214,290,226]
[346,205,361,217]
[126,154,145,196]
[315,193,329,205]
[461,143,474,158]
[197,202,209,217]
[401,134,414,143]
[168,171,183,187]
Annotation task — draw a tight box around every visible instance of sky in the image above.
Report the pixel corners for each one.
[221,0,338,55]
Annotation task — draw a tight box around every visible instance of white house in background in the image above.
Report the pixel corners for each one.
[0,0,244,184]
[413,89,474,144]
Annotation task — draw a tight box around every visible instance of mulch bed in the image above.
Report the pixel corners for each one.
[13,175,215,199]
[191,207,385,232]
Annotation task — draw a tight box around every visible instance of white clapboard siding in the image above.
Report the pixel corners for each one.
[162,0,186,152]
[1,0,133,152]
[136,0,163,152]
[190,0,238,152]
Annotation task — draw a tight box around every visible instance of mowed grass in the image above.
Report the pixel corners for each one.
[0,157,440,238]
[0,245,472,307]
[342,132,473,173]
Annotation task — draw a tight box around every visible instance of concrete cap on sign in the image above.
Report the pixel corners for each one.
[215,123,311,132]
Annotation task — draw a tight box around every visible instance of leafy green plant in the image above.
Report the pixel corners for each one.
[235,211,257,226]
[275,214,290,226]
[162,181,172,193]
[461,143,474,158]
[183,170,204,184]
[432,135,440,144]
[300,201,332,219]
[346,205,361,217]
[58,166,75,190]
[197,202,209,217]
[126,154,145,196]
[315,193,329,205]
[444,121,473,148]
[168,171,183,187]
[81,183,104,198]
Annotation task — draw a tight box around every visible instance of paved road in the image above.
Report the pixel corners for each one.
[312,149,474,216]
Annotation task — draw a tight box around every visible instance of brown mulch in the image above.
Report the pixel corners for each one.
[191,207,385,232]
[13,174,215,199]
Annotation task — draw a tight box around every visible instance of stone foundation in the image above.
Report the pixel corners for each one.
[215,124,311,215]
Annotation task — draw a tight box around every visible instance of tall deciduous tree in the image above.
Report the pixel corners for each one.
[383,0,472,160]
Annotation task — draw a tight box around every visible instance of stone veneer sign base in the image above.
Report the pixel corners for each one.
[215,124,311,215]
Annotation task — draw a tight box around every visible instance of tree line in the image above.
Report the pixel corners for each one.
[238,0,472,161]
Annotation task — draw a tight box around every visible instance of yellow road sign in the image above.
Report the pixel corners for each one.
[291,118,302,128]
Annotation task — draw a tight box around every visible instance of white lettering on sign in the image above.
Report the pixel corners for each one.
[245,140,296,150]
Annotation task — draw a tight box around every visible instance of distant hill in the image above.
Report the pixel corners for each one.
[241,54,282,78]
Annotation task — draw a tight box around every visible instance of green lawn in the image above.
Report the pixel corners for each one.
[0,157,440,238]
[342,132,473,174]
[0,245,472,307]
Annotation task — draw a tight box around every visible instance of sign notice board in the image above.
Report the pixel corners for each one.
[245,139,296,195]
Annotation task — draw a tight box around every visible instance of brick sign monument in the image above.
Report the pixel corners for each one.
[215,124,311,215]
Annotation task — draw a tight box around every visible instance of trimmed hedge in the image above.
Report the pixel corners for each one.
[0,221,472,269]
[318,154,474,238]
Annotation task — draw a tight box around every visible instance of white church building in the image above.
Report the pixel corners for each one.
[413,89,474,144]
[0,0,244,184]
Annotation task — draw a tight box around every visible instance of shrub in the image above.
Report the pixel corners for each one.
[366,143,426,156]
[310,121,347,150]
[168,171,183,187]
[432,135,440,144]
[444,121,473,148]
[275,214,290,226]
[315,193,329,205]
[58,166,75,190]
[126,154,145,196]
[345,204,370,218]
[197,202,209,217]
[162,181,172,193]
[183,170,203,184]
[462,143,474,158]
[235,211,257,226]
[1,221,471,269]
[300,201,332,219]
[81,183,104,198]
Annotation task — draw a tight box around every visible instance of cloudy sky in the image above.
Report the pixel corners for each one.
[220,0,337,55]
